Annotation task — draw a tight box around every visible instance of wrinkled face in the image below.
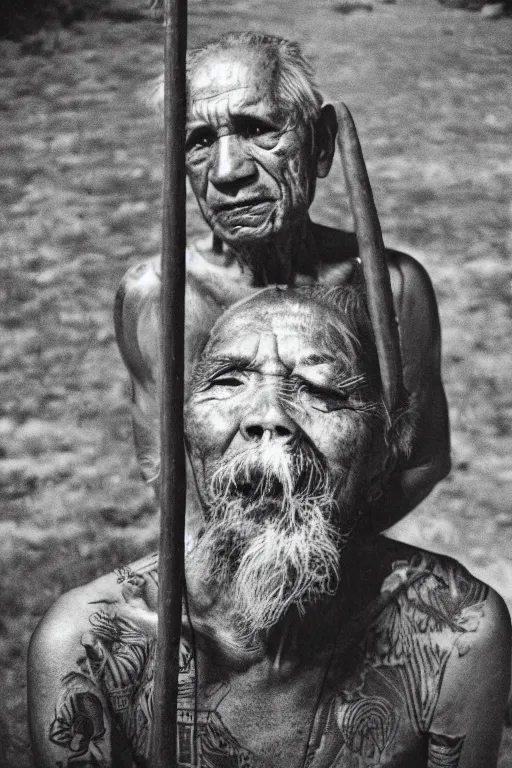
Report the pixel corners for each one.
[186,50,316,246]
[186,294,383,510]
[185,293,385,632]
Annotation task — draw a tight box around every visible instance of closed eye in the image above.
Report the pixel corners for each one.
[304,382,349,401]
[210,375,244,388]
[295,380,350,413]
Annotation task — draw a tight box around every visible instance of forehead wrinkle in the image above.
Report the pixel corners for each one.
[190,93,279,129]
[269,305,315,337]
[192,84,252,102]
[273,303,364,376]
[191,58,267,95]
[190,61,279,117]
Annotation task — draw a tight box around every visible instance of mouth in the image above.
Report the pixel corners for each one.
[211,200,276,226]
[237,475,285,500]
[234,485,286,524]
[212,198,276,212]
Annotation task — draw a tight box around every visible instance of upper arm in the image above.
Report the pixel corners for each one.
[429,587,511,768]
[114,258,161,399]
[28,592,113,768]
[388,251,450,476]
[114,260,161,484]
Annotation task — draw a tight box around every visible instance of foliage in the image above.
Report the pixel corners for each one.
[0,0,110,41]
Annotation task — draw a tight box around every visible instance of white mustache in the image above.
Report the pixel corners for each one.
[208,434,330,519]
[188,436,346,637]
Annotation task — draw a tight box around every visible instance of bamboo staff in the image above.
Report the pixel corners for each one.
[151,0,187,764]
[335,102,404,416]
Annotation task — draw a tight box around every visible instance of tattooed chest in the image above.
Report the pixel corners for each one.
[89,637,434,768]
[49,554,486,768]
[100,638,318,768]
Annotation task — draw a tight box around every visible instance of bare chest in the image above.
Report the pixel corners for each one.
[87,553,485,768]
[186,666,427,768]
[100,622,448,768]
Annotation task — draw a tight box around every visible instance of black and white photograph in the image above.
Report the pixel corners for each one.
[0,0,511,765]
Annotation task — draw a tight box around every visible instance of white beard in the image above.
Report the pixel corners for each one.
[188,438,347,637]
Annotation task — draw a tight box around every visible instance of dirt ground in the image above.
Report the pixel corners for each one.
[0,0,511,765]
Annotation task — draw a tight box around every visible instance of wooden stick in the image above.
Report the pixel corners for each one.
[151,0,187,764]
[335,102,404,416]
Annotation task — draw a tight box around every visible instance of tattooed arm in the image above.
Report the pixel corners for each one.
[428,586,511,768]
[28,585,117,768]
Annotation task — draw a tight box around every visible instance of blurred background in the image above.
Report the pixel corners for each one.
[0,0,511,764]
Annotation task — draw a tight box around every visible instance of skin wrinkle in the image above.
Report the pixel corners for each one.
[185,36,323,127]
[196,301,375,410]
[189,101,295,134]
[193,84,257,101]
[187,116,297,142]
[211,163,309,272]
[186,55,316,265]
[31,37,506,768]
[189,130,293,173]
[186,294,386,564]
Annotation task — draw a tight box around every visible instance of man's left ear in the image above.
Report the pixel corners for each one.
[315,103,337,179]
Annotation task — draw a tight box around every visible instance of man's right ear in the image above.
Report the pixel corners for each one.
[315,103,337,179]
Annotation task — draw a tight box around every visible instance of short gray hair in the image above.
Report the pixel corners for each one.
[186,32,324,127]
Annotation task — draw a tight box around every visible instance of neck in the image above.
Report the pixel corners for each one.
[220,218,319,287]
[183,527,369,677]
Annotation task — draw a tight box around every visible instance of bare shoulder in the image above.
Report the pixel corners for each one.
[30,552,159,661]
[385,248,439,320]
[355,538,510,716]
[362,537,507,637]
[30,571,123,666]
[115,256,161,326]
[311,222,438,312]
[422,549,512,666]
[385,250,444,389]
[420,550,512,757]
[29,553,159,766]
[370,538,511,669]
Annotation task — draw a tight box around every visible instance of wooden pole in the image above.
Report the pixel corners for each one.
[335,102,404,416]
[151,0,187,764]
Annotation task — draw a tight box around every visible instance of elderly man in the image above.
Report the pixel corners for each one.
[29,287,509,768]
[116,31,450,530]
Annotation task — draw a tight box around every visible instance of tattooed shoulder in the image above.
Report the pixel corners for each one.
[27,555,160,768]
[305,549,501,767]
[360,551,491,699]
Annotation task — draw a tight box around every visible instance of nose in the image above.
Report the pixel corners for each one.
[240,390,297,444]
[209,134,257,189]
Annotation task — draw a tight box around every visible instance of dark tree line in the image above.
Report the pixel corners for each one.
[0,0,109,40]
[0,0,162,41]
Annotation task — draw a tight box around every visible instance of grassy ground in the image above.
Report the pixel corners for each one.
[0,1,511,765]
